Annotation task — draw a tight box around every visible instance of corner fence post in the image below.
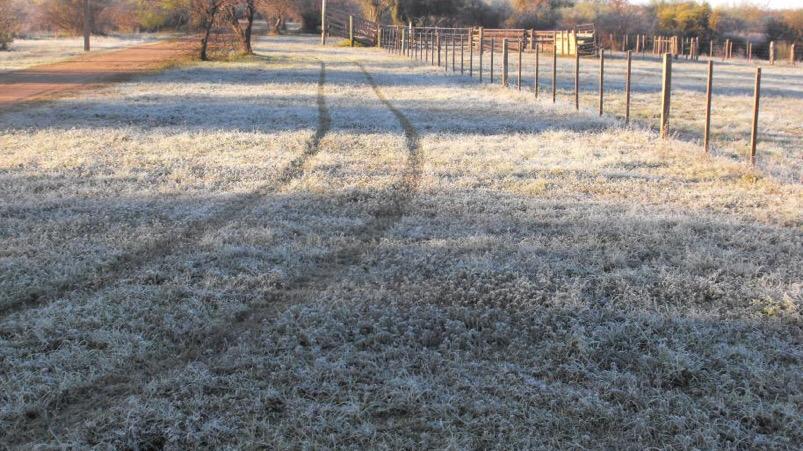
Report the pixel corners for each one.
[750,67,761,165]
[704,60,713,152]
[660,53,672,138]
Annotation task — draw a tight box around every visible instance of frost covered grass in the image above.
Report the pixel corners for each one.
[0,35,801,448]
[468,49,803,182]
[0,34,164,72]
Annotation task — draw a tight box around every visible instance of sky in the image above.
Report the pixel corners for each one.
[628,0,802,9]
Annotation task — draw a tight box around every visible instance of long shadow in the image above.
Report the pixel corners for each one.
[2,180,801,446]
[0,58,429,447]
[0,61,331,319]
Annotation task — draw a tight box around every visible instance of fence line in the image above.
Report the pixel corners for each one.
[324,9,800,66]
[324,13,780,167]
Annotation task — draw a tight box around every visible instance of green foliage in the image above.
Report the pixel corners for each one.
[652,0,711,36]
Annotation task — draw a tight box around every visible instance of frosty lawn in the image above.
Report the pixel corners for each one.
[0,35,800,448]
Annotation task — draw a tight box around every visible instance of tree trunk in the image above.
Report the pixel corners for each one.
[243,1,255,53]
[227,0,255,54]
[271,17,282,35]
[200,18,214,60]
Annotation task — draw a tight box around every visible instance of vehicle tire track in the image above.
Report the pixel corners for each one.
[0,61,331,320]
[6,60,423,449]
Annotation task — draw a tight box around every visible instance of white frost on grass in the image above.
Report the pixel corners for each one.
[0,34,164,72]
[0,35,800,449]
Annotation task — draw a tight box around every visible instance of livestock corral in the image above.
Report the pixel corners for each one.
[0,34,801,448]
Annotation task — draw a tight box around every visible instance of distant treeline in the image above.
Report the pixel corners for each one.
[1,1,800,52]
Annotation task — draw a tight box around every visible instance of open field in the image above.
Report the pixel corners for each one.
[0,34,164,73]
[0,35,801,448]
[439,45,803,182]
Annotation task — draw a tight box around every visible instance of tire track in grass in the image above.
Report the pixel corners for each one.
[8,60,423,448]
[0,61,331,320]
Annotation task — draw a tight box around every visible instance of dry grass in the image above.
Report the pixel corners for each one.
[0,35,801,449]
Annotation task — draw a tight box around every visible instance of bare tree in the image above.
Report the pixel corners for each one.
[189,0,231,60]
[257,0,300,35]
[226,0,256,54]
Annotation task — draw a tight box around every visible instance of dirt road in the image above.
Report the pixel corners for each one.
[0,39,196,109]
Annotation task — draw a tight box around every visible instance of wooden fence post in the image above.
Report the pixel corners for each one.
[598,49,604,116]
[490,38,495,84]
[704,61,713,152]
[517,40,523,90]
[769,41,775,65]
[401,27,407,54]
[431,32,435,65]
[461,33,465,74]
[437,32,441,67]
[424,31,429,61]
[553,30,558,56]
[321,0,327,45]
[792,44,796,66]
[479,37,484,81]
[534,43,540,97]
[625,50,632,124]
[574,49,580,110]
[348,16,354,47]
[83,0,90,51]
[445,32,449,66]
[552,40,557,103]
[409,24,413,57]
[470,32,474,77]
[660,53,672,138]
[452,34,457,72]
[750,67,761,165]
[445,33,449,71]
